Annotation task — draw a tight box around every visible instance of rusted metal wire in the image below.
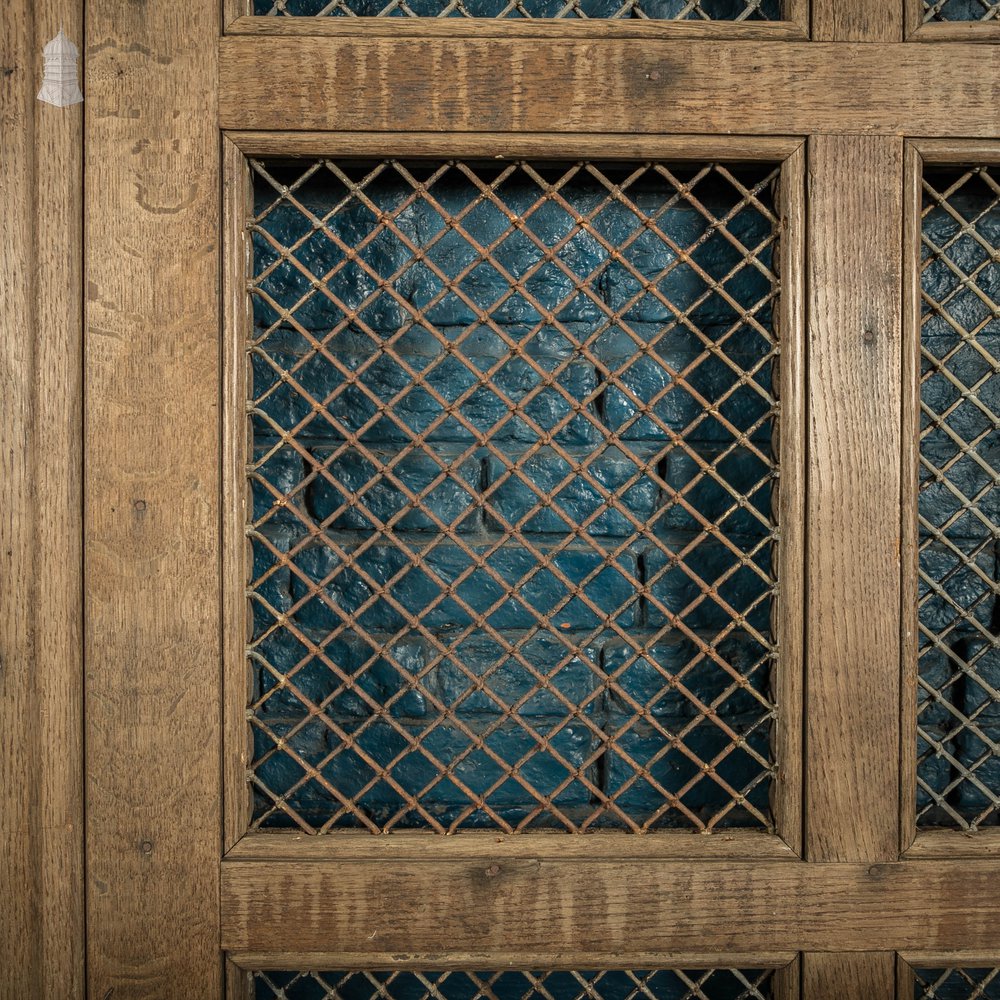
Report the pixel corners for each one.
[923,0,1000,21]
[254,0,779,19]
[917,166,1000,830]
[913,967,1000,998]
[244,158,782,834]
[251,970,777,1000]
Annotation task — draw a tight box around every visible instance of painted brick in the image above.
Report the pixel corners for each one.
[659,445,773,537]
[257,0,782,18]
[644,539,773,634]
[254,715,596,826]
[919,539,997,634]
[602,714,770,826]
[251,349,603,446]
[918,645,960,729]
[254,627,428,720]
[602,348,773,444]
[287,539,639,633]
[920,436,1000,539]
[916,724,955,814]
[432,632,600,715]
[306,445,483,533]
[603,630,770,718]
[484,446,659,537]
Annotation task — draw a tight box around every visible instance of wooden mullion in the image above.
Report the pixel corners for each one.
[2,0,85,996]
[811,0,903,41]
[85,1,223,996]
[805,134,903,865]
[802,955,896,998]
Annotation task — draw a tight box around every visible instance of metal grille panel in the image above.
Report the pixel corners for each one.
[253,970,776,1000]
[923,0,1000,21]
[914,968,1000,999]
[917,166,1000,829]
[245,158,782,834]
[252,0,780,18]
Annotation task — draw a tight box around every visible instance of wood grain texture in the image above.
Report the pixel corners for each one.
[904,828,1000,858]
[1,1,85,997]
[218,38,1000,137]
[226,829,798,862]
[909,21,1000,42]
[225,14,808,39]
[775,142,806,856]
[802,954,896,1000]
[811,0,902,42]
[85,1,222,997]
[805,135,903,863]
[221,858,1000,959]
[223,138,254,853]
[900,142,922,855]
[227,131,803,161]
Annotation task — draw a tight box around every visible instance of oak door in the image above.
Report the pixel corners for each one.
[6,0,1000,997]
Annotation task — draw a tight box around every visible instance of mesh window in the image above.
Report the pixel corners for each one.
[917,166,1000,829]
[914,968,1000,999]
[252,970,776,1000]
[244,158,782,834]
[252,0,781,18]
[923,0,1000,21]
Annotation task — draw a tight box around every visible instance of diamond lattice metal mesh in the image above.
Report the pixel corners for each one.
[913,968,1000,999]
[923,0,1000,21]
[917,166,1000,830]
[252,0,779,18]
[252,970,776,1000]
[245,157,782,834]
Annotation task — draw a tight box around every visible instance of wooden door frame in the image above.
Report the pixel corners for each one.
[6,0,1000,996]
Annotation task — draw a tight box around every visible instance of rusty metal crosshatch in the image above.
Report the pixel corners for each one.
[922,0,1000,20]
[912,967,1000,999]
[237,156,787,836]
[250,970,777,1000]
[251,0,780,18]
[916,164,1000,830]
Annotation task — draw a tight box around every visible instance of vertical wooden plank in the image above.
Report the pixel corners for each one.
[811,0,903,41]
[803,954,896,998]
[775,142,806,856]
[1,1,85,996]
[85,2,221,997]
[805,134,903,864]
[223,138,253,852]
[900,143,923,855]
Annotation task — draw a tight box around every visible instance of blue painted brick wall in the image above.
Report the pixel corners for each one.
[255,0,780,18]
[253,970,775,1000]
[918,172,1000,826]
[248,160,777,831]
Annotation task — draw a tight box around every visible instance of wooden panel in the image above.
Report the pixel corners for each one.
[218,38,1000,137]
[227,829,798,862]
[805,135,903,863]
[904,829,1000,858]
[225,15,809,39]
[812,0,902,42]
[227,131,803,161]
[909,21,1000,42]
[802,954,896,999]
[900,142,923,856]
[775,141,806,857]
[1,1,85,997]
[221,857,1000,960]
[85,2,222,997]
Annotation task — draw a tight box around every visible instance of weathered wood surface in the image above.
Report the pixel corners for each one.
[805,135,903,864]
[222,857,1000,960]
[219,38,1000,137]
[1,1,85,997]
[85,1,222,997]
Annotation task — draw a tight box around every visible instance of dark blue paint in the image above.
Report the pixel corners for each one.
[248,160,777,829]
[254,970,774,1000]
[918,169,1000,827]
